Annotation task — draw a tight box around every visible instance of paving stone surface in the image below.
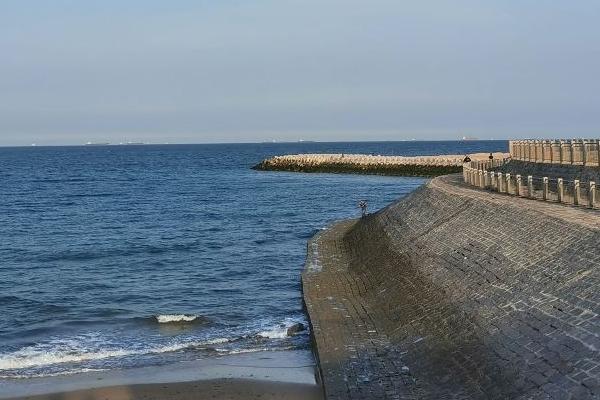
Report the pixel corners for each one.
[302,174,600,399]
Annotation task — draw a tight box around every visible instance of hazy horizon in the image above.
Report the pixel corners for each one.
[1,138,510,148]
[1,1,599,146]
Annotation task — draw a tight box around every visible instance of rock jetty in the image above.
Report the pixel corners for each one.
[253,153,508,177]
[303,174,600,399]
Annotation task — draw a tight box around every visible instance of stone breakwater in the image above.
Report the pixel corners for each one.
[253,153,508,177]
[302,174,599,399]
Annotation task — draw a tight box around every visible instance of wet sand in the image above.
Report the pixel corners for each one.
[0,350,323,400]
[7,378,323,400]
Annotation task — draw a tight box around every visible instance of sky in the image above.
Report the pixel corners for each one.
[0,1,599,145]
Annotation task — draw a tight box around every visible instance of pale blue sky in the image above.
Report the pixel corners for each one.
[1,1,599,145]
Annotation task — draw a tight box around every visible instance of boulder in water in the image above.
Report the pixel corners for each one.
[286,322,306,336]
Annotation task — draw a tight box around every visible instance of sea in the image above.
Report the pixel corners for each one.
[0,141,507,381]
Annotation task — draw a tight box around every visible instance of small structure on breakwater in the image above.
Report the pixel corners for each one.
[253,152,508,177]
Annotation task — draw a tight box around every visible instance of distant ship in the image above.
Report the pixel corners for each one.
[462,136,479,141]
[125,141,145,145]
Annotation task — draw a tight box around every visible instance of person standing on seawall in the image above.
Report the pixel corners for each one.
[358,200,368,217]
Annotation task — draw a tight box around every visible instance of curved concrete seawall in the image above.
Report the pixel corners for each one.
[303,174,600,399]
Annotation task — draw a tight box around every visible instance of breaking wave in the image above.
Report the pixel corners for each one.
[155,314,202,324]
[0,337,230,372]
[257,317,307,339]
[0,316,308,377]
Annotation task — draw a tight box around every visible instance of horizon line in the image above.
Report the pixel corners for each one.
[0,139,510,148]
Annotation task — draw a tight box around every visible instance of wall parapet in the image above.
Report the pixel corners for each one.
[509,139,600,166]
[463,162,599,209]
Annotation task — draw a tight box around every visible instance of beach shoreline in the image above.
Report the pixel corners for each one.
[5,379,323,400]
[0,350,323,400]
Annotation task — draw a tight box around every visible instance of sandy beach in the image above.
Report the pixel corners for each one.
[0,350,323,400]
[6,379,323,400]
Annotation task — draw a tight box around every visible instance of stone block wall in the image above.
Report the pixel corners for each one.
[316,176,600,399]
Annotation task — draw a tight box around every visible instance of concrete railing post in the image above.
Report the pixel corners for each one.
[585,139,599,167]
[516,175,522,196]
[574,180,581,205]
[551,140,561,164]
[498,173,504,192]
[535,140,544,162]
[560,140,571,165]
[572,140,584,165]
[543,177,549,201]
[528,175,534,198]
[542,140,552,163]
[590,182,596,208]
[557,178,564,203]
[506,173,512,194]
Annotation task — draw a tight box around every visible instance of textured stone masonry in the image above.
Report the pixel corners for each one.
[303,174,600,399]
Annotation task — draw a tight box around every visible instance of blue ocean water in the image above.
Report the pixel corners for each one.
[0,141,507,379]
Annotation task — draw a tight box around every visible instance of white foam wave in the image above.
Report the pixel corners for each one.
[0,337,231,371]
[0,348,134,371]
[155,314,199,323]
[257,318,306,339]
[215,347,269,354]
[0,368,109,380]
[258,326,289,339]
[0,316,308,373]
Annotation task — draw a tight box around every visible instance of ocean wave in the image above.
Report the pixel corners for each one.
[257,318,307,339]
[0,367,109,380]
[155,314,202,324]
[0,346,134,371]
[0,337,230,372]
[257,327,289,339]
[0,316,308,374]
